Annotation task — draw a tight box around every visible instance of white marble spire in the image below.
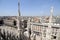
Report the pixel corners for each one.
[17,0,20,31]
[18,0,20,16]
[49,6,54,23]
[46,6,54,40]
[17,0,21,37]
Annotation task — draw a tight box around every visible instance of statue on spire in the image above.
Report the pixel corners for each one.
[50,6,54,15]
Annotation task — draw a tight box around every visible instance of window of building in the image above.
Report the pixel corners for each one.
[13,20,16,26]
[23,20,27,28]
[54,36,56,39]
[0,19,4,26]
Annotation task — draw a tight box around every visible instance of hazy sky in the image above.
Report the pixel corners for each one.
[0,0,60,16]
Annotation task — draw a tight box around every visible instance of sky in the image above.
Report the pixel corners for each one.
[0,0,60,16]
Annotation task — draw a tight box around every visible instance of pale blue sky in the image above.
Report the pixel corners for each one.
[0,0,60,16]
